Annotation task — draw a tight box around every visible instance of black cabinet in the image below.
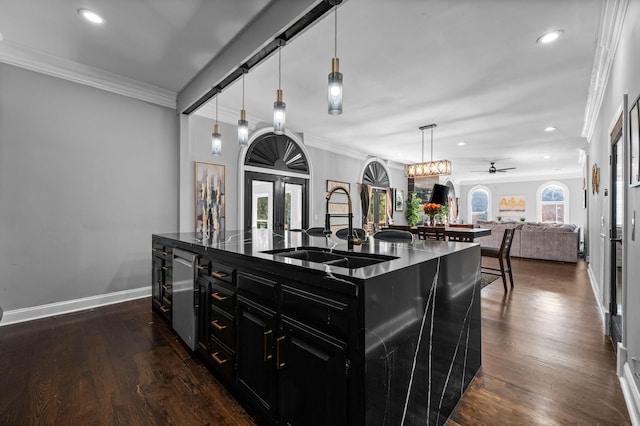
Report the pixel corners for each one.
[278,316,348,426]
[236,271,351,426]
[151,242,172,321]
[195,256,237,385]
[196,277,210,357]
[236,271,279,423]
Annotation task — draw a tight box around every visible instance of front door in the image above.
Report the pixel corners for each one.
[609,115,624,347]
[244,171,308,231]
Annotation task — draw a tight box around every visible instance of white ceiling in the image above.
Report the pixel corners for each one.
[0,0,603,184]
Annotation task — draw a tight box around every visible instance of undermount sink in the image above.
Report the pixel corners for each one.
[263,246,398,269]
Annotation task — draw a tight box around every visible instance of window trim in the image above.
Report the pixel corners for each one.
[536,181,569,223]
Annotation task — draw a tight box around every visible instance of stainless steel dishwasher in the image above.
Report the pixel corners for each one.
[172,248,198,351]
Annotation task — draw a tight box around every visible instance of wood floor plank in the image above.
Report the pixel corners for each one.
[0,258,631,425]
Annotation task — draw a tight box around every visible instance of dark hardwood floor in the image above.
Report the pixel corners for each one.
[0,258,631,425]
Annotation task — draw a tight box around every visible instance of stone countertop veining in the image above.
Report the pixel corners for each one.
[154,228,477,280]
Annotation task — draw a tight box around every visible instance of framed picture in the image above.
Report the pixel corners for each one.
[629,98,640,186]
[499,195,525,217]
[195,161,225,233]
[395,189,404,211]
[326,180,350,193]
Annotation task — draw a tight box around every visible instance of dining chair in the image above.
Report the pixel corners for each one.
[480,228,515,291]
[373,229,414,243]
[336,227,367,241]
[417,226,445,241]
[305,227,330,237]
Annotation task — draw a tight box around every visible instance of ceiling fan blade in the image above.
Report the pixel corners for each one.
[496,167,516,171]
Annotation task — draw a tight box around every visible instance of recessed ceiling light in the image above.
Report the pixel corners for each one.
[545,126,557,132]
[78,8,104,24]
[0,31,4,42]
[544,155,551,159]
[457,142,465,146]
[537,30,563,44]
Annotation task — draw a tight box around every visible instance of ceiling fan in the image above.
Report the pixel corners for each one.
[474,162,516,174]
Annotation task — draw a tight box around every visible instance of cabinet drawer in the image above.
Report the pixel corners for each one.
[210,306,235,349]
[198,260,235,284]
[281,285,349,338]
[238,272,277,307]
[210,337,235,384]
[210,282,236,313]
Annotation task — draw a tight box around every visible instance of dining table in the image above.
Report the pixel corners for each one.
[416,226,491,242]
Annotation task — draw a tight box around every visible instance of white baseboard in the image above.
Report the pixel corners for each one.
[0,286,151,326]
[621,362,640,425]
[587,264,606,333]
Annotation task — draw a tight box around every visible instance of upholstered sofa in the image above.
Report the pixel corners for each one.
[474,220,580,263]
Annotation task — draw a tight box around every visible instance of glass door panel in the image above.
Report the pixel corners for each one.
[252,180,274,229]
[284,183,303,230]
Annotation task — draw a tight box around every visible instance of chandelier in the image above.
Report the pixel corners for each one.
[404,123,451,177]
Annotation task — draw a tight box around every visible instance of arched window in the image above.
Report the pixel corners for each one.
[361,160,390,225]
[468,186,491,224]
[538,181,568,223]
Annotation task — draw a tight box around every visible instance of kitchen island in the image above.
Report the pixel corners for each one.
[151,229,481,426]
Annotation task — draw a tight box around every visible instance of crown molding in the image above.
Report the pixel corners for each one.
[0,40,176,109]
[582,0,629,142]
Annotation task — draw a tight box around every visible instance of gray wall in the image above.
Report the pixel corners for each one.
[186,115,408,231]
[0,63,178,312]
[588,0,640,402]
[459,177,584,236]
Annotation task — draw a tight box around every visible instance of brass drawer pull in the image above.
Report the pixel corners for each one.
[162,284,172,291]
[162,266,172,271]
[211,352,228,365]
[264,330,273,362]
[211,271,227,279]
[152,248,159,253]
[162,251,169,256]
[211,292,228,302]
[159,305,170,313]
[211,320,226,330]
[276,336,285,370]
[196,265,207,270]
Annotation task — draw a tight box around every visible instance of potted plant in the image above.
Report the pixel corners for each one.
[520,217,526,222]
[405,192,423,226]
[497,216,502,221]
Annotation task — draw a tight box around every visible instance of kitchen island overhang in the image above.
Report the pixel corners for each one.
[152,229,481,425]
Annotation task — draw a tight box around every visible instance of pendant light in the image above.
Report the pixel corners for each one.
[238,69,249,146]
[404,124,452,177]
[211,94,222,155]
[328,2,343,115]
[273,43,286,135]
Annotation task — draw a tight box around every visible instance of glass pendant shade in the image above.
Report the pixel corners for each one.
[238,109,249,146]
[211,123,222,156]
[273,89,286,135]
[328,58,343,115]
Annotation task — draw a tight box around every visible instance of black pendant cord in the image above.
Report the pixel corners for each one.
[334,5,338,58]
[242,73,245,109]
[278,47,282,90]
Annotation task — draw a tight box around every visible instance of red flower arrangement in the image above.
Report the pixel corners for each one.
[423,203,441,225]
[422,203,442,216]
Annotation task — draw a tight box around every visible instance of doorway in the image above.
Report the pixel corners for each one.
[242,132,310,232]
[244,172,307,231]
[609,115,624,347]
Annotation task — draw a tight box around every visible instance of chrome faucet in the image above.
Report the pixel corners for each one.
[325,186,355,250]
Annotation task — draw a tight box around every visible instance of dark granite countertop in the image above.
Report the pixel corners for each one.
[154,229,477,280]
